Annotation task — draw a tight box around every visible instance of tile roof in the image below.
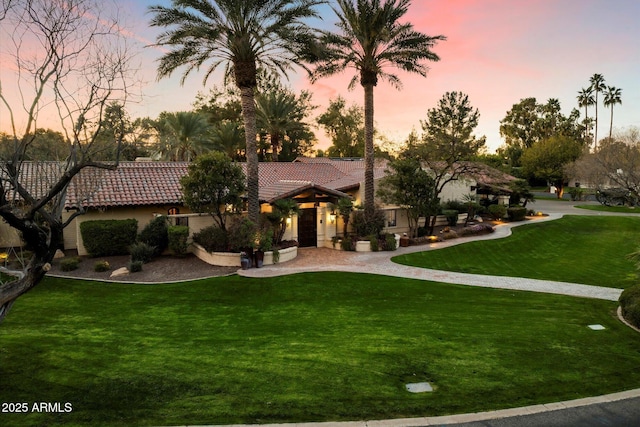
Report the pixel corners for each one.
[63,160,363,209]
[65,162,188,209]
[1,161,70,202]
[5,158,515,210]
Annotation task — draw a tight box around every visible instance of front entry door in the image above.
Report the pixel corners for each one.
[298,208,317,247]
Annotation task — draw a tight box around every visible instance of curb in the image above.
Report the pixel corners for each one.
[161,388,640,427]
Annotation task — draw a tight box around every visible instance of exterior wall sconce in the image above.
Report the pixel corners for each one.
[329,210,336,224]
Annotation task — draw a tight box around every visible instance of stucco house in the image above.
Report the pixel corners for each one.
[2,158,515,254]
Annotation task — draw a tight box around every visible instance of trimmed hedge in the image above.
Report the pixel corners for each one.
[507,206,528,222]
[620,284,640,329]
[193,225,228,252]
[488,204,507,220]
[168,225,189,257]
[80,219,138,257]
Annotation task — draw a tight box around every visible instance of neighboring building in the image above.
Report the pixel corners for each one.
[2,158,515,253]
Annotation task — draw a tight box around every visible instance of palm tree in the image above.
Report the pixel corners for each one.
[149,0,321,223]
[312,0,445,220]
[603,86,622,141]
[211,120,245,161]
[256,89,309,161]
[576,87,594,143]
[154,111,212,161]
[589,73,606,148]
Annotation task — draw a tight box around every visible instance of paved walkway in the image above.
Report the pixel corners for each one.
[223,200,640,427]
[239,206,623,301]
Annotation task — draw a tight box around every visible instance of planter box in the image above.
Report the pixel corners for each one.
[192,243,297,267]
[191,243,241,267]
[325,234,400,252]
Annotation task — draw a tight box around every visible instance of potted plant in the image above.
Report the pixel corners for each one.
[255,228,273,268]
[240,251,251,270]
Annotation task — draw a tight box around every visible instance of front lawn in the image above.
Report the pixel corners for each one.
[394,216,640,288]
[1,273,639,426]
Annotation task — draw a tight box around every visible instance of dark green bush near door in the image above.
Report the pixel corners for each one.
[79,219,138,256]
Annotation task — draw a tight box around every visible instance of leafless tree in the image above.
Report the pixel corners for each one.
[0,0,138,323]
[569,127,640,198]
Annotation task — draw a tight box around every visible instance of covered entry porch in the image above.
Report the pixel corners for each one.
[260,181,352,248]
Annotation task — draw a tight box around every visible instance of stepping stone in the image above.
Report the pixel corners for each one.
[406,382,433,393]
[588,324,605,330]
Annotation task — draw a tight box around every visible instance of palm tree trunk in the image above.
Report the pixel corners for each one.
[271,133,279,162]
[594,92,599,148]
[609,105,614,140]
[363,84,375,220]
[240,86,260,223]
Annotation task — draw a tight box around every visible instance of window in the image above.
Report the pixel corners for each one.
[167,207,188,227]
[386,210,397,227]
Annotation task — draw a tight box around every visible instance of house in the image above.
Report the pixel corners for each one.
[2,158,515,254]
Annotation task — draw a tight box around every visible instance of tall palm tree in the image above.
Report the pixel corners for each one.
[577,87,594,143]
[149,0,322,223]
[589,73,606,148]
[155,111,212,161]
[603,86,622,141]
[312,0,445,220]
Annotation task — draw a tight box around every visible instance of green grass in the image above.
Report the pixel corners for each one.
[394,216,640,289]
[576,204,640,214]
[1,274,640,426]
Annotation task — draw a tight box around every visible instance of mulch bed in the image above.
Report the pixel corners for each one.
[49,251,238,283]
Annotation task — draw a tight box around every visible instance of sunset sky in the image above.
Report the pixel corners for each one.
[1,0,639,153]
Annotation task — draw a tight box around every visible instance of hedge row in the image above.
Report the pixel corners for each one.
[79,219,138,257]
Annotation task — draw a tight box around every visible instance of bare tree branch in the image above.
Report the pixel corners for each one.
[0,0,139,323]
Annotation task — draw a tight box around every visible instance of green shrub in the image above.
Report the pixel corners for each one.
[193,225,229,252]
[128,260,143,273]
[383,233,397,251]
[620,284,640,329]
[60,257,80,272]
[488,204,507,220]
[129,242,156,264]
[441,200,466,213]
[93,260,110,272]
[507,206,528,221]
[168,225,189,257]
[80,219,138,257]
[369,234,379,252]
[351,209,385,238]
[442,209,459,226]
[568,187,585,201]
[138,216,169,256]
[341,236,355,251]
[227,218,257,252]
